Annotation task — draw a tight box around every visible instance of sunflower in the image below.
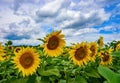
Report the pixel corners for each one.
[0,42,6,61]
[43,30,66,57]
[0,42,4,51]
[89,42,98,62]
[115,43,120,51]
[97,36,104,48]
[8,45,14,50]
[62,47,71,55]
[14,47,22,54]
[99,50,112,65]
[108,47,114,53]
[12,47,41,77]
[69,42,91,66]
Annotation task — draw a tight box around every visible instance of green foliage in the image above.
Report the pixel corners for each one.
[1,40,120,83]
[112,50,120,57]
[98,65,120,83]
[5,40,13,46]
[75,75,87,83]
[38,68,60,77]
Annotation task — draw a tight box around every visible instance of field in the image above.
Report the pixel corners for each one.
[0,30,120,83]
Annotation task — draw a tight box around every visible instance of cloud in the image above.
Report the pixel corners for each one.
[0,0,119,45]
[36,0,64,17]
[62,28,98,37]
[35,0,110,30]
[66,32,120,46]
[99,23,120,33]
[35,0,68,23]
[4,33,30,40]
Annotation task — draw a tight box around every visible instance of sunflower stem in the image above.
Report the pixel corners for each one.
[3,65,7,79]
[65,71,69,83]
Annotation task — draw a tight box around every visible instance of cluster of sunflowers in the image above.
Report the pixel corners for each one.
[0,30,120,83]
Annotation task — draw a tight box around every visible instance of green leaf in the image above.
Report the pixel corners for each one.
[75,75,87,83]
[26,74,36,83]
[68,78,75,83]
[98,65,114,83]
[13,78,28,83]
[37,38,45,42]
[5,78,28,83]
[40,76,50,83]
[98,65,120,83]
[36,76,41,83]
[0,60,10,67]
[86,69,100,78]
[112,51,120,57]
[58,80,66,83]
[0,79,7,83]
[103,81,109,83]
[88,77,102,83]
[113,74,120,83]
[38,68,60,77]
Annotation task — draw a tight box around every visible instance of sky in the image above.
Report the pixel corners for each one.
[0,0,120,46]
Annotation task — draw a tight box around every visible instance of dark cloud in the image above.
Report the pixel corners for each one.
[13,0,23,12]
[9,23,19,29]
[10,0,45,13]
[35,10,59,23]
[36,10,58,18]
[4,33,30,40]
[18,19,30,27]
[62,12,108,29]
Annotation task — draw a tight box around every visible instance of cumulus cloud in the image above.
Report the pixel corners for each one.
[35,0,111,30]
[36,0,64,17]
[0,0,119,45]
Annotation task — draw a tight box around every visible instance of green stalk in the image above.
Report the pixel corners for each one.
[65,71,69,83]
[3,65,7,79]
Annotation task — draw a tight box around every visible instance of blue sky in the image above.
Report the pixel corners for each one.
[0,0,120,45]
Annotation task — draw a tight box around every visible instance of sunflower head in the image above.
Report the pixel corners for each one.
[14,47,22,54]
[99,51,112,65]
[115,43,120,51]
[8,45,14,50]
[0,42,4,52]
[89,42,98,62]
[12,47,41,77]
[97,36,104,48]
[43,30,66,57]
[69,42,91,66]
[0,42,6,61]
[108,48,114,54]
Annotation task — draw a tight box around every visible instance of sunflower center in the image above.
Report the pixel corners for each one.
[47,36,59,50]
[102,53,109,62]
[20,53,34,69]
[8,46,13,50]
[15,48,21,53]
[75,47,86,61]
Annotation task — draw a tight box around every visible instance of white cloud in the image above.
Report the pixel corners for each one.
[66,33,120,46]
[13,39,40,46]
[99,23,120,32]
[35,0,64,18]
[99,26,115,31]
[0,0,119,45]
[73,28,98,36]
[0,5,48,45]
[55,8,110,29]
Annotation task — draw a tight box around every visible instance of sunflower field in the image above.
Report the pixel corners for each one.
[0,30,120,83]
